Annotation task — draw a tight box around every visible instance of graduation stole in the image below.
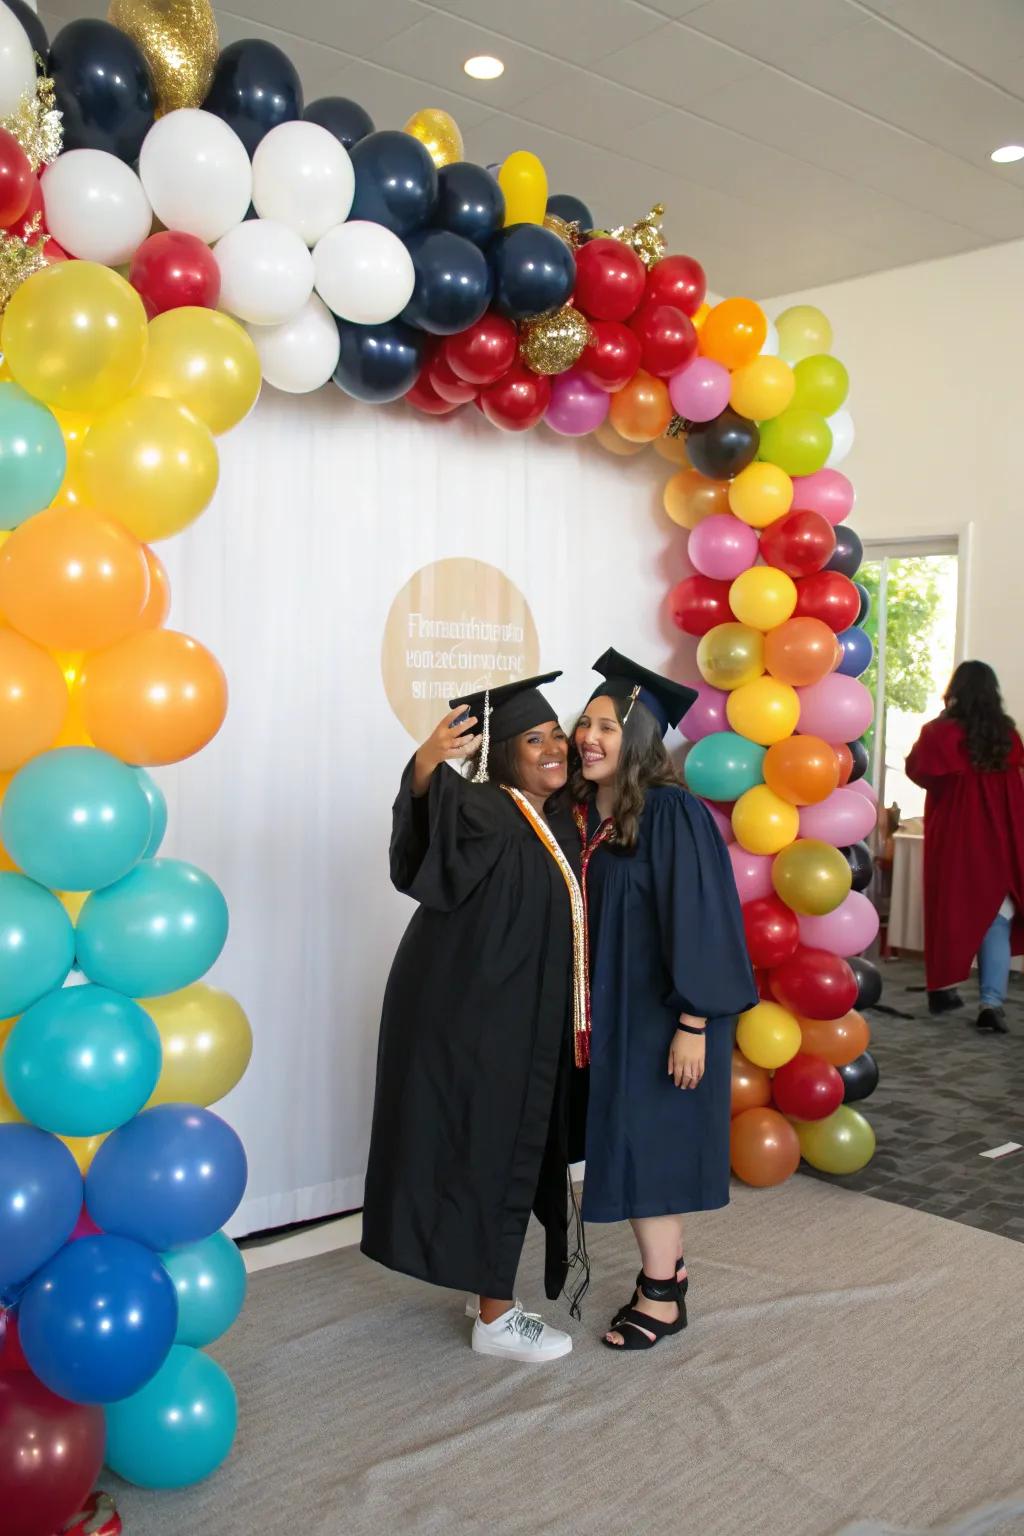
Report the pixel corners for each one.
[572,801,618,1065]
[501,786,590,1068]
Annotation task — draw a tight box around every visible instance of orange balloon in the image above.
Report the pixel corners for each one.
[797,1010,871,1067]
[0,506,150,652]
[764,616,839,688]
[609,369,672,443]
[140,546,171,630]
[0,628,68,771]
[79,628,227,766]
[593,419,647,458]
[0,771,17,870]
[49,653,93,749]
[699,298,767,370]
[731,1049,772,1117]
[663,467,730,529]
[692,301,710,330]
[730,1106,800,1187]
[764,735,840,806]
[653,432,689,467]
[834,743,853,786]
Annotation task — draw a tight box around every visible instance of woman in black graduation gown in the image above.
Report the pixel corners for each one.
[361,673,589,1363]
[570,649,756,1351]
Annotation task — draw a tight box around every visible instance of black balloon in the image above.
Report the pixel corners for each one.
[49,19,154,164]
[4,0,47,69]
[489,224,575,320]
[848,954,882,1011]
[349,130,438,237]
[203,39,302,157]
[840,840,873,893]
[402,229,492,336]
[854,581,870,625]
[547,192,593,228]
[685,409,760,480]
[838,1050,879,1104]
[333,317,426,403]
[303,95,374,150]
[848,739,869,783]
[826,525,863,579]
[435,162,505,248]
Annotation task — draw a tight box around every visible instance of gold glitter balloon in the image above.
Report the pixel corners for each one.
[590,203,666,269]
[107,0,219,114]
[519,306,592,377]
[403,107,464,170]
[542,213,580,251]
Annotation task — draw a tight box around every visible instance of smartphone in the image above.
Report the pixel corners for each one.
[452,709,471,731]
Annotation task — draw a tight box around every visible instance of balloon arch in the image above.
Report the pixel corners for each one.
[0,2,880,1520]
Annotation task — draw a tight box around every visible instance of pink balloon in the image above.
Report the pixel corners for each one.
[848,777,878,804]
[681,683,728,742]
[70,1206,102,1241]
[668,357,731,422]
[544,366,610,436]
[700,797,734,844]
[799,786,877,846]
[790,468,855,526]
[798,674,873,740]
[798,890,880,957]
[688,513,758,581]
[729,844,774,903]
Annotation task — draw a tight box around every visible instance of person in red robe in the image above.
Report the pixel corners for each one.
[905,660,1024,1032]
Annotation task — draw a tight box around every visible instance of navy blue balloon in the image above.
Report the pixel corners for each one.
[854,580,870,625]
[435,162,505,248]
[303,95,374,149]
[826,525,863,579]
[333,318,425,403]
[547,193,593,228]
[4,0,48,69]
[19,1234,177,1405]
[402,229,492,336]
[489,224,576,321]
[840,840,873,893]
[836,625,873,678]
[49,19,154,163]
[203,39,302,157]
[0,1125,81,1290]
[86,1104,247,1251]
[848,738,869,783]
[839,1049,879,1104]
[349,130,438,237]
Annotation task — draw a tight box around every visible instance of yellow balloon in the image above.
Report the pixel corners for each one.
[728,461,793,529]
[796,1106,875,1174]
[135,308,261,437]
[0,357,12,381]
[59,890,89,923]
[727,676,800,747]
[775,305,833,365]
[772,838,851,916]
[692,302,710,330]
[732,784,799,854]
[403,107,464,169]
[0,1071,25,1124]
[696,622,764,691]
[729,566,797,631]
[737,1001,802,1070]
[59,1131,108,1175]
[499,150,548,226]
[2,261,148,412]
[0,1013,17,1049]
[80,396,219,542]
[142,981,252,1108]
[729,355,795,422]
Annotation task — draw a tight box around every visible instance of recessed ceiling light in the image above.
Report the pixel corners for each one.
[464,55,504,80]
[991,144,1024,163]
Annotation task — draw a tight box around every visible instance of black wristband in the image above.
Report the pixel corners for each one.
[677,1022,706,1036]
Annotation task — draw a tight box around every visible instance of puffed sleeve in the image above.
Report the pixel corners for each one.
[389,758,507,912]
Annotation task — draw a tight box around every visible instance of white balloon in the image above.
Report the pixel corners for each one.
[251,121,355,247]
[245,295,340,394]
[760,319,780,357]
[139,109,252,244]
[0,5,35,117]
[313,221,415,325]
[214,219,314,326]
[826,406,855,467]
[41,150,152,266]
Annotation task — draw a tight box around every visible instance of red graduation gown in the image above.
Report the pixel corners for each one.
[905,717,1024,989]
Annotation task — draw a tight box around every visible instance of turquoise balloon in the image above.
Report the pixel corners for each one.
[0,382,66,529]
[4,983,162,1136]
[161,1231,247,1347]
[1,747,153,893]
[134,768,168,858]
[76,858,228,997]
[105,1345,238,1489]
[0,872,74,1017]
[684,731,766,802]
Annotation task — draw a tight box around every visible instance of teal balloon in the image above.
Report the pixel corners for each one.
[76,858,228,997]
[1,747,153,893]
[4,983,162,1136]
[161,1231,247,1347]
[684,731,766,802]
[134,768,167,858]
[104,1345,238,1489]
[0,872,74,1017]
[0,383,66,529]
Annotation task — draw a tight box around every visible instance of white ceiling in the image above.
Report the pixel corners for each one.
[38,0,1024,296]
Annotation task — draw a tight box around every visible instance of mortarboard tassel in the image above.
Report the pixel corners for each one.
[471,690,492,783]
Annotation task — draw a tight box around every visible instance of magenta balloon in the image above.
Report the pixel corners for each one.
[848,777,878,804]
[790,468,855,526]
[699,797,734,844]
[798,891,880,956]
[544,367,610,436]
[799,787,877,846]
[681,683,728,742]
[668,357,731,422]
[798,674,874,740]
[688,513,758,581]
[729,844,773,903]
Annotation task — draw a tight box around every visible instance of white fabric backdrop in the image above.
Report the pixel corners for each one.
[158,388,688,1235]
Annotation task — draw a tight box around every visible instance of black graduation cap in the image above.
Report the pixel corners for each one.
[588,648,697,738]
[450,671,562,783]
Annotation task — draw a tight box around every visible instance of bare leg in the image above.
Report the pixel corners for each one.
[605,1215,684,1347]
[479,1296,515,1324]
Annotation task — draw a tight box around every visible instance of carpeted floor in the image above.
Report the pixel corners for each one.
[111,1176,1024,1536]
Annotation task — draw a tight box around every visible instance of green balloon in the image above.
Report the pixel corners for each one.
[758,407,832,477]
[791,354,849,417]
[797,1105,875,1174]
[0,382,66,529]
[684,730,765,802]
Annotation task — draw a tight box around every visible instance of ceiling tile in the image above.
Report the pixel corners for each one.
[310,57,495,129]
[513,72,663,151]
[595,20,763,102]
[215,0,425,54]
[860,0,1024,81]
[852,140,1024,240]
[681,0,864,66]
[424,0,666,68]
[366,13,563,108]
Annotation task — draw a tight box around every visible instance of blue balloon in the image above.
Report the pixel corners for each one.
[87,1104,247,1250]
[105,1345,237,1489]
[401,229,492,336]
[684,731,766,802]
[435,162,505,247]
[0,1124,81,1290]
[0,872,74,1018]
[333,317,425,403]
[489,224,576,320]
[202,38,301,157]
[836,626,874,678]
[303,94,373,149]
[75,857,228,997]
[854,581,870,625]
[0,384,66,528]
[4,984,162,1137]
[161,1231,246,1347]
[50,18,154,164]
[134,767,167,858]
[349,129,438,236]
[826,525,863,579]
[546,192,593,228]
[1,747,152,892]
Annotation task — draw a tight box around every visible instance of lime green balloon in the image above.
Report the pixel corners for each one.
[758,407,832,477]
[797,1105,875,1174]
[791,354,849,417]
[775,304,832,364]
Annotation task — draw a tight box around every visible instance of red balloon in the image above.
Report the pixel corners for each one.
[794,570,861,633]
[40,237,68,266]
[756,968,777,1002]
[405,368,461,416]
[772,1051,844,1120]
[669,574,732,637]
[129,230,221,317]
[428,352,477,405]
[833,743,853,786]
[0,127,32,228]
[480,362,551,431]
[578,319,641,392]
[772,946,857,1021]
[743,895,800,969]
[0,1371,106,1536]
[759,509,836,578]
[629,301,698,378]
[644,252,707,318]
[445,312,518,387]
[0,1309,28,1371]
[573,237,646,322]
[1,174,42,241]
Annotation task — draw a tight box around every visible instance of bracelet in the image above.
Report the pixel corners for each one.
[677,1022,706,1036]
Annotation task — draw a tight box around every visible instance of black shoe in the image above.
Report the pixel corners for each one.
[928,989,964,1016]
[975,1007,1009,1034]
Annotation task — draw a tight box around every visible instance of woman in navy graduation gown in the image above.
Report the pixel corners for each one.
[570,649,756,1351]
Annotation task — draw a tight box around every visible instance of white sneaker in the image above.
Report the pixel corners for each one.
[471,1303,573,1363]
[464,1293,522,1319]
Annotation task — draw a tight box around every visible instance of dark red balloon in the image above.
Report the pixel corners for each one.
[578,318,641,392]
[428,352,477,405]
[129,231,221,317]
[759,509,836,579]
[444,311,518,387]
[480,361,550,432]
[644,252,707,318]
[0,1371,106,1536]
[1,174,42,240]
[0,1309,28,1371]
[629,301,697,378]
[771,1051,844,1120]
[669,575,732,637]
[794,570,861,634]
[756,968,777,1002]
[573,237,646,322]
[743,895,800,969]
[0,127,32,229]
[405,368,461,415]
[771,946,858,1021]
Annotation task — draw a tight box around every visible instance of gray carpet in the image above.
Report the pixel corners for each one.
[110,1178,1024,1536]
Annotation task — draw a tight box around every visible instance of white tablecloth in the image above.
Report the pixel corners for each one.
[888,829,924,953]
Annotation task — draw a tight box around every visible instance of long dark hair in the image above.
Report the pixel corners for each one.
[568,693,680,850]
[944,660,1015,770]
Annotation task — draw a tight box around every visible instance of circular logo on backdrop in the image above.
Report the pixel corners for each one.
[382,558,540,742]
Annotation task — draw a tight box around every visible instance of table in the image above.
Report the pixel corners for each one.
[888,827,924,954]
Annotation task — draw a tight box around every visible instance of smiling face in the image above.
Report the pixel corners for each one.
[574,694,624,787]
[512,720,569,797]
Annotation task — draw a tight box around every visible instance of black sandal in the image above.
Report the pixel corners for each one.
[611,1256,688,1330]
[603,1273,685,1351]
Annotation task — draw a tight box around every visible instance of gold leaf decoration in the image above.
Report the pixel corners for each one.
[542,213,581,251]
[590,203,666,269]
[0,215,50,315]
[1,71,62,171]
[107,0,219,114]
[519,305,592,376]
